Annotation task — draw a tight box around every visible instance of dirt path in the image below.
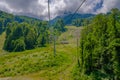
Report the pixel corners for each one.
[0,32,7,55]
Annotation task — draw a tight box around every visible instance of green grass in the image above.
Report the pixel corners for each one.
[0,46,71,77]
[58,26,83,44]
[0,26,82,80]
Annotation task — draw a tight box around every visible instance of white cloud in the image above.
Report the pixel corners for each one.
[96,0,120,13]
[0,1,14,12]
[0,0,119,20]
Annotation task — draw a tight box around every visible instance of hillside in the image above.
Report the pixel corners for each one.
[0,26,82,80]
[0,10,41,23]
[0,10,42,34]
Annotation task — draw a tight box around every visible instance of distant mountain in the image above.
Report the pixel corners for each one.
[50,13,95,25]
[0,10,95,27]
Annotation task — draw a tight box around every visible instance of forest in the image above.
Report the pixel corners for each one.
[73,8,120,80]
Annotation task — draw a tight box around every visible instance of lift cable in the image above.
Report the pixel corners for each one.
[65,0,87,24]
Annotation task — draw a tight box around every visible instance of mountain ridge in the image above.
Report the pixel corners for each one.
[0,10,94,25]
[50,13,95,25]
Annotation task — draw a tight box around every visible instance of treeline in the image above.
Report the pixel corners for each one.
[0,10,66,52]
[0,10,41,34]
[78,8,120,79]
[54,19,66,33]
[72,18,92,27]
[3,21,49,52]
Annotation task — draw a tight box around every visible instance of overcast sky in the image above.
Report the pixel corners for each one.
[0,0,120,20]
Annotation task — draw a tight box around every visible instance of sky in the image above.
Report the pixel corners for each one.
[0,0,120,20]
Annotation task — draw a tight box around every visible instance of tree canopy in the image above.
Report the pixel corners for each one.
[79,8,120,80]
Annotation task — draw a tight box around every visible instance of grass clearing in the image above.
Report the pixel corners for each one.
[0,46,70,77]
[0,26,82,80]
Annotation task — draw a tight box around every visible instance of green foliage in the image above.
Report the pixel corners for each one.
[72,19,82,27]
[72,18,92,27]
[77,8,120,80]
[54,19,66,34]
[0,10,67,52]
[13,37,25,52]
[36,21,49,47]
[24,27,37,49]
[72,64,92,80]
[4,21,49,52]
[0,10,41,34]
[0,18,5,34]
